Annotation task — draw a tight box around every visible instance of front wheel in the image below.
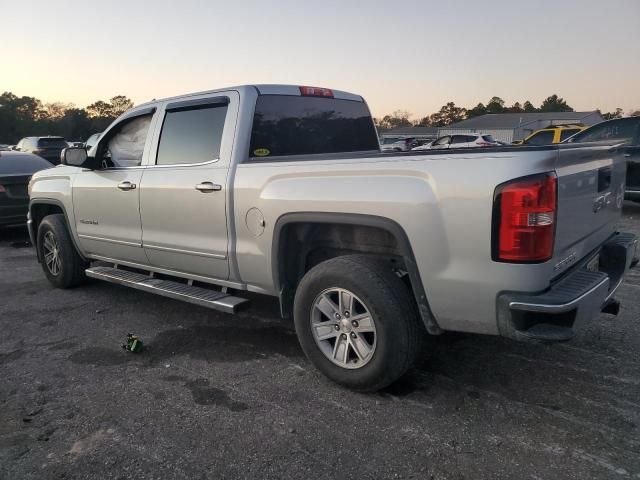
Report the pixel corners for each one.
[37,214,87,288]
[293,255,424,391]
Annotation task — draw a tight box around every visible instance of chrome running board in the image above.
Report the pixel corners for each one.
[85,266,249,314]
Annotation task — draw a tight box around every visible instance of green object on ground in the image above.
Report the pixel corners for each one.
[122,333,143,353]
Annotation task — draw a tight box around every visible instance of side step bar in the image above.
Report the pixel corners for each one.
[85,266,249,314]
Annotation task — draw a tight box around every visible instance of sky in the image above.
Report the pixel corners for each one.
[2,0,639,119]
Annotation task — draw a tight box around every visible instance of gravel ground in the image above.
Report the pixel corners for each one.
[1,203,639,480]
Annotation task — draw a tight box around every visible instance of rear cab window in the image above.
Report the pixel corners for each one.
[249,95,378,159]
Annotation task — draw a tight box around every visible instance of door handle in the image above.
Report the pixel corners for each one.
[624,153,631,158]
[117,181,136,191]
[195,182,222,193]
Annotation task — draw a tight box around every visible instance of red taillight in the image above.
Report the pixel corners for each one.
[0,184,5,193]
[299,86,334,98]
[494,173,557,262]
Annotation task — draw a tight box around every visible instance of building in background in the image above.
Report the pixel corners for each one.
[438,111,604,143]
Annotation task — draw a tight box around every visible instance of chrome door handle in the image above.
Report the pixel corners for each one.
[195,182,222,193]
[117,181,136,191]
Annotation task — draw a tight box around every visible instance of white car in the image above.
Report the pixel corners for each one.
[413,134,499,150]
[380,137,416,152]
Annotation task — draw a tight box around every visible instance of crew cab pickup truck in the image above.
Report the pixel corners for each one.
[28,84,638,391]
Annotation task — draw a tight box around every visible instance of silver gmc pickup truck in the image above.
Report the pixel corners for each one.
[27,84,638,391]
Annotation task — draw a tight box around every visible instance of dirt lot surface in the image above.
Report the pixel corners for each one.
[1,203,639,479]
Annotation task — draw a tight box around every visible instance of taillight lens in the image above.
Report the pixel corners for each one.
[493,172,557,262]
[0,184,5,193]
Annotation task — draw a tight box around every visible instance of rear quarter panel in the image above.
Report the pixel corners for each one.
[233,148,565,335]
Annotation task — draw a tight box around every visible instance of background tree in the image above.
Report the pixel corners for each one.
[485,96,505,114]
[539,94,573,112]
[601,108,623,120]
[523,101,537,113]
[429,102,467,127]
[506,102,523,113]
[466,103,487,119]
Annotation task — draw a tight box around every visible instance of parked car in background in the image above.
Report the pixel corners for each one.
[564,116,640,202]
[380,137,416,152]
[0,144,11,151]
[425,134,500,150]
[513,124,586,145]
[15,136,68,164]
[67,141,84,148]
[0,151,53,226]
[84,132,102,151]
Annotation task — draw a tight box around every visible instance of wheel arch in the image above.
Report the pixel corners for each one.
[29,199,85,263]
[272,212,441,334]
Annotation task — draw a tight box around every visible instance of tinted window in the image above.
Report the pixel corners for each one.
[156,105,227,165]
[0,152,53,174]
[451,136,467,144]
[249,95,378,158]
[482,135,496,142]
[559,129,581,142]
[381,137,401,144]
[569,118,640,144]
[38,138,67,147]
[525,130,555,145]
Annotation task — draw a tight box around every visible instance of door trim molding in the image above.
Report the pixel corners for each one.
[78,234,142,247]
[143,243,227,259]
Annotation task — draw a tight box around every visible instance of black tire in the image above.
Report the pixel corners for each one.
[37,214,87,288]
[293,255,424,392]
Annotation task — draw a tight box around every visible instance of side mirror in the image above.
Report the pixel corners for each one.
[61,147,88,167]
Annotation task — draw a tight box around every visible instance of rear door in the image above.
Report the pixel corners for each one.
[139,92,238,280]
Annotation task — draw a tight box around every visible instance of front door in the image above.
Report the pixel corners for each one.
[73,109,157,264]
[140,94,235,280]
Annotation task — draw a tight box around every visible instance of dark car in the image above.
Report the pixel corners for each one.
[0,151,53,226]
[15,136,68,164]
[564,116,640,202]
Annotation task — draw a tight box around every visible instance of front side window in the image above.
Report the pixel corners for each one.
[559,129,581,142]
[432,136,451,146]
[156,105,228,165]
[525,130,555,145]
[249,95,378,158]
[104,115,152,168]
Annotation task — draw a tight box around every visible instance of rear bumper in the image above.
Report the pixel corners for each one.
[497,232,638,342]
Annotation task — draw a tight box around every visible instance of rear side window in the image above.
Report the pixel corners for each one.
[482,135,496,142]
[525,130,555,145]
[249,95,378,158]
[38,138,67,148]
[156,105,228,165]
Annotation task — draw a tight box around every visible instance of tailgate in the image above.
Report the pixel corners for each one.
[553,143,627,273]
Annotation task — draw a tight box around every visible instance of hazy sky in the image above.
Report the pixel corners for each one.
[2,0,639,118]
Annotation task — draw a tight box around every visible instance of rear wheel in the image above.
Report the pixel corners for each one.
[37,214,87,288]
[293,255,424,391]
